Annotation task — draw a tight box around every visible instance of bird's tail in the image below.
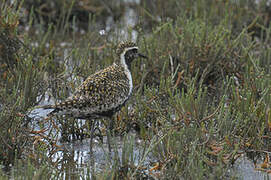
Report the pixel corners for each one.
[36,104,56,110]
[27,104,58,119]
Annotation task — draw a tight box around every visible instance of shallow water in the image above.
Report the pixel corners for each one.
[27,101,271,179]
[29,104,154,174]
[232,156,271,180]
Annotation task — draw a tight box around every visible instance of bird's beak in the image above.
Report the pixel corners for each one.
[138,53,148,59]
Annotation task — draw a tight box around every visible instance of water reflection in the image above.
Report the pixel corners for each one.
[232,156,271,180]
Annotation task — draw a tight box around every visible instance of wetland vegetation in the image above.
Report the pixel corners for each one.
[0,0,271,179]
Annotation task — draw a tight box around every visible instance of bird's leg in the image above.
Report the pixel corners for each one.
[89,119,96,158]
[106,116,114,154]
[88,119,96,176]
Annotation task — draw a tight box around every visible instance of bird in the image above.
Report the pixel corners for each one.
[40,41,147,153]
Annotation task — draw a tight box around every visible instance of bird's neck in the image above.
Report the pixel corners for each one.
[118,54,133,96]
[120,54,131,71]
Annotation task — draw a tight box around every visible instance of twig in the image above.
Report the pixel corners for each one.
[199,105,220,123]
[0,135,13,150]
[136,69,152,94]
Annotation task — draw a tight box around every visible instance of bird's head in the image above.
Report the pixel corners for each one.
[116,41,147,69]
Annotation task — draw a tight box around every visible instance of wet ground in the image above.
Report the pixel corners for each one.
[2,0,271,178]
[28,98,271,179]
[26,0,271,177]
[233,156,271,179]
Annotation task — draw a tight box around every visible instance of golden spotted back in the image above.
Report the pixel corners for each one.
[53,64,131,118]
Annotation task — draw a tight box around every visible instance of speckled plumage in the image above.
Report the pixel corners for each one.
[51,64,130,118]
[116,41,137,57]
[43,41,146,119]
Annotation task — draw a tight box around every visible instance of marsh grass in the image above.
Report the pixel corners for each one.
[1,0,271,179]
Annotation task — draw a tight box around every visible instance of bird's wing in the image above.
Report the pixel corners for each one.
[67,64,130,111]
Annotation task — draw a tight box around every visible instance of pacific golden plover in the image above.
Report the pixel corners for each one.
[41,41,147,152]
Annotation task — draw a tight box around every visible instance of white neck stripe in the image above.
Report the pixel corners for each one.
[120,46,138,67]
[119,46,138,97]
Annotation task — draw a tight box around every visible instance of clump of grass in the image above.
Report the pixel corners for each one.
[0,1,29,169]
[0,1,22,73]
[22,0,128,33]
[119,4,270,179]
[1,0,271,179]
[0,0,55,174]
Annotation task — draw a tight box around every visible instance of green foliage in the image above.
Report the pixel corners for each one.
[1,0,271,179]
